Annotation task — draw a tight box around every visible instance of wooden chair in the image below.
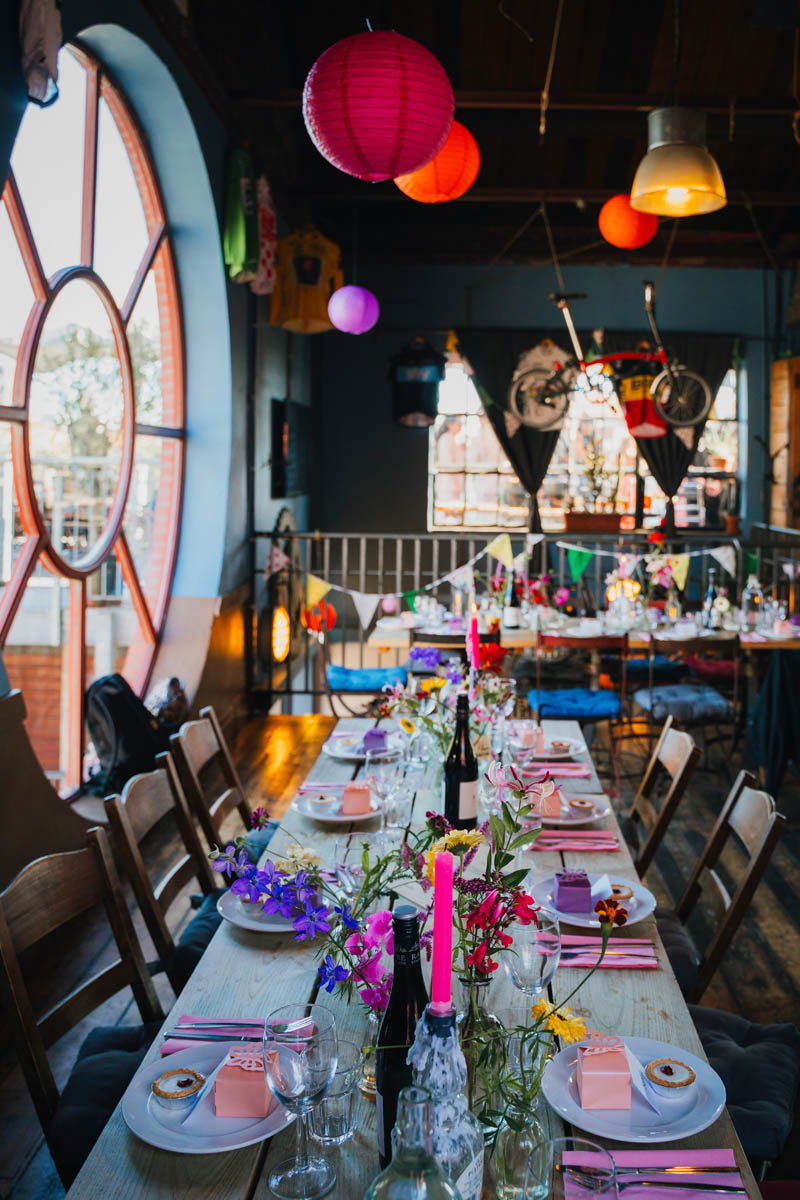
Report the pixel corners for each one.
[621,716,701,877]
[0,828,164,1189]
[105,752,223,996]
[655,769,785,1002]
[170,705,251,850]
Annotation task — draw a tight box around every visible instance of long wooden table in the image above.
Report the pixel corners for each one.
[68,718,759,1199]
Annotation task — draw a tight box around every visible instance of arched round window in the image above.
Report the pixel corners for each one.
[0,45,184,791]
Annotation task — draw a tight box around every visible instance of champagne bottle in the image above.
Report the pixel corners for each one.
[376,906,429,1168]
[364,1086,460,1200]
[702,567,718,629]
[503,567,521,628]
[443,694,478,831]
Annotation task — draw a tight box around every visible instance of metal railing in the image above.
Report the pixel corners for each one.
[250,527,800,710]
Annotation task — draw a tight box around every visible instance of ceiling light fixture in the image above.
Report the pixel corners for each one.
[630,107,726,217]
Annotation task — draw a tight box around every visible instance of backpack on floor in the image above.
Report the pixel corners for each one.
[85,673,171,795]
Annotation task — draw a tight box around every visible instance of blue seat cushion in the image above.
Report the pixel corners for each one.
[169,889,226,992]
[326,664,408,692]
[603,655,687,685]
[654,906,700,993]
[633,683,730,723]
[48,1020,162,1187]
[689,1004,800,1162]
[527,688,621,720]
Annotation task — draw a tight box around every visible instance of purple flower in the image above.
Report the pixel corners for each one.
[419,929,434,962]
[214,844,251,879]
[409,646,442,670]
[249,806,271,830]
[231,867,263,904]
[334,903,359,932]
[293,902,332,941]
[318,954,350,993]
[426,811,452,838]
[358,980,392,1013]
[446,661,464,685]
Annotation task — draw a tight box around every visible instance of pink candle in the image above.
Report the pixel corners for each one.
[467,602,480,671]
[430,850,454,1014]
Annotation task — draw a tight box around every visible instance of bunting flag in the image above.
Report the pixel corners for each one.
[264,544,290,577]
[666,554,690,591]
[710,546,737,578]
[351,591,382,629]
[403,589,420,612]
[526,533,545,549]
[486,533,514,569]
[673,426,695,451]
[618,553,641,579]
[782,562,800,580]
[306,573,331,608]
[744,551,759,577]
[567,548,593,582]
[448,564,475,591]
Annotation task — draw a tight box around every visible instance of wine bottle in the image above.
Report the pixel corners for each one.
[376,906,429,1168]
[442,694,478,831]
[407,1007,485,1200]
[364,1086,460,1200]
[702,567,718,629]
[503,567,521,628]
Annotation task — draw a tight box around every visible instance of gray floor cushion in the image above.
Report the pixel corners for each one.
[633,683,730,723]
[654,905,701,993]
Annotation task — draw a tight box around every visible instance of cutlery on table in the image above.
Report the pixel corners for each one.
[166,1020,263,1030]
[163,1030,262,1042]
[616,1184,745,1195]
[617,1168,740,1176]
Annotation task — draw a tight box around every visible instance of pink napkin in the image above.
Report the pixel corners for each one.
[557,952,658,969]
[161,1015,264,1056]
[521,765,592,778]
[539,932,658,970]
[533,839,618,852]
[740,631,767,643]
[562,1150,743,1198]
[296,782,347,792]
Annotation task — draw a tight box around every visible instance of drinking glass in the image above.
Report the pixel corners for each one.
[333,832,389,899]
[263,1003,338,1200]
[309,1040,364,1145]
[365,749,404,829]
[503,909,561,1000]
[524,1136,617,1200]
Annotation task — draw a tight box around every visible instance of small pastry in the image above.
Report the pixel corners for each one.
[645,1058,696,1089]
[569,797,595,814]
[307,792,337,811]
[152,1067,206,1109]
[610,883,634,902]
[550,740,571,754]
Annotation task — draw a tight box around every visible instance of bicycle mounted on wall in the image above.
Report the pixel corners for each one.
[509,282,712,431]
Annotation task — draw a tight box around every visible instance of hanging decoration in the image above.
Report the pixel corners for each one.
[598,194,658,249]
[709,546,737,578]
[301,599,337,633]
[328,285,380,334]
[389,338,447,428]
[567,548,593,583]
[381,595,398,614]
[302,31,454,182]
[403,589,420,613]
[264,544,290,577]
[305,573,332,608]
[393,120,480,203]
[630,108,726,217]
[665,554,691,591]
[351,591,382,629]
[486,533,514,569]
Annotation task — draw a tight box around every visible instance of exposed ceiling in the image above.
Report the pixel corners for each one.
[146,0,800,268]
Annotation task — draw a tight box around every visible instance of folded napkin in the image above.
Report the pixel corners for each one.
[162,1015,264,1056]
[533,838,618,852]
[601,1150,744,1198]
[520,765,592,778]
[740,631,767,643]
[541,932,658,970]
[296,782,347,792]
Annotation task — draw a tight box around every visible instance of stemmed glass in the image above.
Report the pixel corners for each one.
[263,1003,338,1200]
[524,1136,616,1200]
[503,909,561,1000]
[365,748,404,830]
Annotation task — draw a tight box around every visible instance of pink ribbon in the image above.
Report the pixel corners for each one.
[227,1049,264,1071]
[582,1030,624,1056]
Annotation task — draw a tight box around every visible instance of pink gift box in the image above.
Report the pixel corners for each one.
[342,782,372,814]
[214,1048,276,1118]
[576,1038,631,1109]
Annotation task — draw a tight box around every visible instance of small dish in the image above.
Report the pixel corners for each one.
[152,1068,206,1110]
[530,873,656,929]
[645,1058,698,1116]
[611,883,634,902]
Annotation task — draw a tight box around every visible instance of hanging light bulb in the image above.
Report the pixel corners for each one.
[630,107,726,217]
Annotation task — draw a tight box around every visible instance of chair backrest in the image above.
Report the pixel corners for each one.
[676,768,785,1001]
[0,827,163,1134]
[104,752,217,990]
[410,628,501,653]
[650,634,740,659]
[170,706,250,849]
[627,716,701,876]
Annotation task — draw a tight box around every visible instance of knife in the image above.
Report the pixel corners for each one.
[617,1182,745,1195]
[616,1168,739,1176]
[163,1031,262,1042]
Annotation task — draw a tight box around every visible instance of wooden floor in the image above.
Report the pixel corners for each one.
[4,712,799,1197]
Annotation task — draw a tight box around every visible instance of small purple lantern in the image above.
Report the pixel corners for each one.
[328,285,380,334]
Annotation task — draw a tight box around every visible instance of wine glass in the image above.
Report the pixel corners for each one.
[524,1136,616,1200]
[504,909,561,1000]
[365,748,404,829]
[263,1003,338,1200]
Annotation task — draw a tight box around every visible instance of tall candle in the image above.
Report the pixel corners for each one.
[430,850,454,1014]
[467,601,480,672]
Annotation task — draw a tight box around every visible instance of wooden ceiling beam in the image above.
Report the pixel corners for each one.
[296,186,799,208]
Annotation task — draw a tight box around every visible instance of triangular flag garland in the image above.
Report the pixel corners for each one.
[306,573,331,608]
[666,553,690,592]
[744,551,759,577]
[486,533,514,569]
[710,546,737,578]
[567,548,593,583]
[403,589,420,613]
[264,545,290,577]
[351,591,382,629]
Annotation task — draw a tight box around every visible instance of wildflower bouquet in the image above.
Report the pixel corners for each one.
[381,665,515,758]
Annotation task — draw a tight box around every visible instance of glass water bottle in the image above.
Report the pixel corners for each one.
[363,1087,460,1200]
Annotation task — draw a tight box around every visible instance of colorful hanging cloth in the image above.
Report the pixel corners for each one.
[250,176,278,296]
[222,147,259,282]
[269,226,343,333]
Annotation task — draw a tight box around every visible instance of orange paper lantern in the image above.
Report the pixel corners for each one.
[301,600,337,633]
[598,194,658,249]
[394,120,480,203]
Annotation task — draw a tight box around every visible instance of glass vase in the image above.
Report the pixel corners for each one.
[360,1009,380,1097]
[458,976,505,1111]
[493,1099,547,1200]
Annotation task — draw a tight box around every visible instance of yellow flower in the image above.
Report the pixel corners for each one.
[531,999,586,1045]
[274,845,321,874]
[425,829,485,884]
[400,717,415,734]
[420,677,446,694]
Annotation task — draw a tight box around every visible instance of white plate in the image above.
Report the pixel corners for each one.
[321,732,405,761]
[216,890,299,933]
[376,616,403,630]
[542,1036,725,1143]
[121,1044,294,1153]
[541,796,612,827]
[292,793,383,825]
[530,873,656,929]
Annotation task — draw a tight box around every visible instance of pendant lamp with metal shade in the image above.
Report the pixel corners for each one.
[630,107,726,217]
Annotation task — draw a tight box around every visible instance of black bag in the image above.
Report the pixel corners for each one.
[85,674,171,795]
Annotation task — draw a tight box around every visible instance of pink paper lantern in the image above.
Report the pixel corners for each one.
[328,285,380,334]
[381,595,398,614]
[303,31,454,182]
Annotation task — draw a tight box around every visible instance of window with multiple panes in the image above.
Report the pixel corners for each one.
[428,361,738,532]
[0,46,184,790]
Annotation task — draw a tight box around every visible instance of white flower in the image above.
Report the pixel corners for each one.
[714,595,731,613]
[485,761,507,788]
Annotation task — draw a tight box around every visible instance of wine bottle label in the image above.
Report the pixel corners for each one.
[455,1150,485,1200]
[376,1091,385,1159]
[459,779,478,820]
[394,946,420,967]
[474,732,491,758]
[503,606,520,627]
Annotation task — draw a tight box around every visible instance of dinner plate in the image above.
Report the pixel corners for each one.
[216,889,299,933]
[541,796,612,827]
[542,1035,725,1143]
[292,792,383,824]
[121,1044,294,1153]
[321,732,405,761]
[530,873,656,929]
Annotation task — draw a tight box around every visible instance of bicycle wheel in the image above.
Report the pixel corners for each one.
[651,367,712,427]
[509,366,570,429]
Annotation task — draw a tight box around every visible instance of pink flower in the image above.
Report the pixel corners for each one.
[358,981,392,1012]
[554,587,570,608]
[344,932,361,955]
[485,761,507,788]
[354,949,386,985]
[363,910,394,954]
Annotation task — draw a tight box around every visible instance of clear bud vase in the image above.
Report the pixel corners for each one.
[493,1098,547,1200]
[360,1009,380,1097]
[458,976,505,1110]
